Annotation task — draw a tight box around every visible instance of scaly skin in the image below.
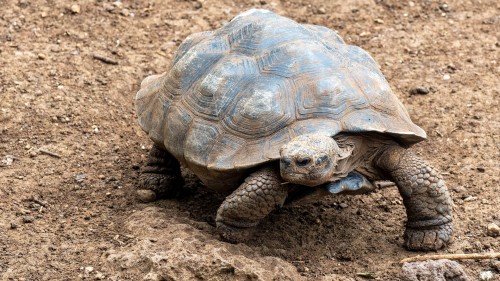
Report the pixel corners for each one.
[216,167,288,242]
[377,146,453,251]
[138,145,184,202]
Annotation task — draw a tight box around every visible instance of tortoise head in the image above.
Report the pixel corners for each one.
[279,134,352,187]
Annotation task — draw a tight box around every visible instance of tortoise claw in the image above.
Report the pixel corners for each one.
[138,172,183,201]
[404,223,453,251]
[136,189,157,203]
[216,221,256,244]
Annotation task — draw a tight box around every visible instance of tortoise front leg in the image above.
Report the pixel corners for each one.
[137,144,184,202]
[216,167,288,243]
[376,146,453,251]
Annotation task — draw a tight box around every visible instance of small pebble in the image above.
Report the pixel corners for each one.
[84,266,94,273]
[23,216,35,223]
[161,41,176,51]
[1,155,15,166]
[193,1,202,9]
[452,185,467,193]
[95,272,105,279]
[439,4,450,13]
[479,271,494,281]
[443,74,451,80]
[297,265,310,272]
[70,4,81,14]
[10,222,17,229]
[75,174,86,183]
[463,196,477,202]
[120,8,129,16]
[410,86,430,95]
[103,3,114,12]
[486,223,500,237]
[492,260,500,271]
[37,53,46,60]
[317,7,326,14]
[18,0,29,8]
[476,166,486,172]
[339,203,348,209]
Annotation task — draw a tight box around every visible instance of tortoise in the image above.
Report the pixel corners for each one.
[135,9,453,250]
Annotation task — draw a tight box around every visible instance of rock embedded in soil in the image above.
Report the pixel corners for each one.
[104,207,303,281]
[401,259,467,281]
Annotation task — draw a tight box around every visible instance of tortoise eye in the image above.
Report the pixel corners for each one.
[296,157,311,167]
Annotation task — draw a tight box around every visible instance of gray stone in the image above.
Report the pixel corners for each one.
[479,271,494,281]
[401,259,468,281]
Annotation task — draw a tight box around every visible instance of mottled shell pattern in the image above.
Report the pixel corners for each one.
[136,9,426,173]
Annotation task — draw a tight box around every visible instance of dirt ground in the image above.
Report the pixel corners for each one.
[1,0,498,280]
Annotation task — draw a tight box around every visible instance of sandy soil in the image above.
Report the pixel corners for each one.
[1,0,498,280]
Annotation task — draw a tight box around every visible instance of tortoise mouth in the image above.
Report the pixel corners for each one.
[280,168,330,187]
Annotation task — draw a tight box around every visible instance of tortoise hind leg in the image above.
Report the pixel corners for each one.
[376,146,453,251]
[137,144,184,202]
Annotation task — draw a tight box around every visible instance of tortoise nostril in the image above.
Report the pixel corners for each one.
[316,155,328,165]
[296,157,311,167]
[281,157,292,166]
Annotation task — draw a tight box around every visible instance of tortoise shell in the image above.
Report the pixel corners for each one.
[136,9,426,174]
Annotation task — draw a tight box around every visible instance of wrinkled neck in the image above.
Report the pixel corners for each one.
[330,133,400,182]
[326,134,371,181]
